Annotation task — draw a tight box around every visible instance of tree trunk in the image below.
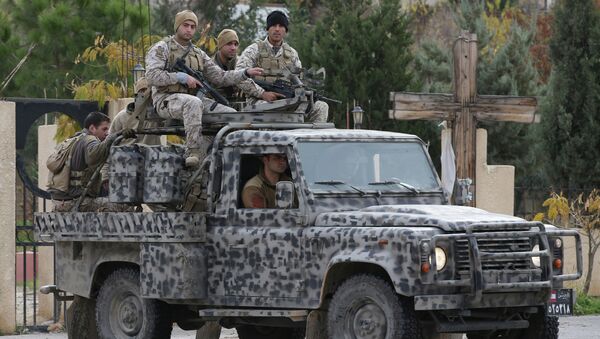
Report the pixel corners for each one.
[583,231,600,295]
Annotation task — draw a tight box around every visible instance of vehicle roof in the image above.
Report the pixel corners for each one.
[223,128,422,146]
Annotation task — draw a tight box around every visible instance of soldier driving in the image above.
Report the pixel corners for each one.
[145,10,265,168]
[242,153,293,209]
[236,10,329,122]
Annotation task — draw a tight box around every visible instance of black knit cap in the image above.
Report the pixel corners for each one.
[266,10,289,31]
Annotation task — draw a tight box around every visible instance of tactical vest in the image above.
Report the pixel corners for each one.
[47,134,94,198]
[255,40,295,83]
[158,37,205,94]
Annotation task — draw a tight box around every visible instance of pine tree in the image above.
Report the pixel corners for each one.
[539,0,600,190]
[288,0,418,129]
[1,0,148,98]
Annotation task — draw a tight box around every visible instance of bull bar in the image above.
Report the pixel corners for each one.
[424,222,583,302]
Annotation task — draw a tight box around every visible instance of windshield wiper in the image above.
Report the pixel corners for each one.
[314,180,366,195]
[368,179,419,194]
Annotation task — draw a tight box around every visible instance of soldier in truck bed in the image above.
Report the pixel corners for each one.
[47,111,135,212]
[236,10,328,123]
[145,9,265,168]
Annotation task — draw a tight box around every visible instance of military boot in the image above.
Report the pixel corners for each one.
[185,147,206,168]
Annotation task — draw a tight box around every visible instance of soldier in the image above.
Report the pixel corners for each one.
[109,77,161,146]
[236,10,328,122]
[242,153,292,208]
[145,10,265,167]
[212,29,241,104]
[47,111,135,212]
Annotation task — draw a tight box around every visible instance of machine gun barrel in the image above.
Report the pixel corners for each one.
[254,76,341,105]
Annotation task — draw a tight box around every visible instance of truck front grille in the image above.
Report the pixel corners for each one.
[454,236,533,275]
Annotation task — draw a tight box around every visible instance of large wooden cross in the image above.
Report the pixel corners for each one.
[389,31,538,205]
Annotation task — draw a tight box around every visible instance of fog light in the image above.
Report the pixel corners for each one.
[554,238,563,249]
[532,244,541,267]
[553,259,562,269]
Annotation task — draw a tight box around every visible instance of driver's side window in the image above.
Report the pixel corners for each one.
[237,151,296,209]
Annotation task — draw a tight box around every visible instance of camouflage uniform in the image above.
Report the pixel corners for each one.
[212,53,241,103]
[145,36,262,152]
[241,169,292,208]
[49,130,130,212]
[109,99,162,146]
[236,38,328,123]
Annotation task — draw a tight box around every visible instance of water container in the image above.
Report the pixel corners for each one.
[143,145,185,203]
[108,145,145,203]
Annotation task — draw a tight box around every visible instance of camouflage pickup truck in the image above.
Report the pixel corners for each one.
[36,115,583,339]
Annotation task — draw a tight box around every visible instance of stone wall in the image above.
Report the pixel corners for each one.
[0,101,16,334]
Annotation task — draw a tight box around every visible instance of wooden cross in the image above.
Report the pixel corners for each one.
[389,31,539,205]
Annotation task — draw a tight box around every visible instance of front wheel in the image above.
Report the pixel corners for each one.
[95,268,172,339]
[327,274,420,339]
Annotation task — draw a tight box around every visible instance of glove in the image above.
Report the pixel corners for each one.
[121,128,137,139]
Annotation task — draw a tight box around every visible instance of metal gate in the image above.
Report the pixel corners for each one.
[15,172,56,331]
[10,97,101,331]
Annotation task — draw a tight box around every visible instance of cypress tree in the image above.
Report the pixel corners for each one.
[539,0,600,190]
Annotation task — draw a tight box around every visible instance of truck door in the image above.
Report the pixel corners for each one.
[217,146,307,301]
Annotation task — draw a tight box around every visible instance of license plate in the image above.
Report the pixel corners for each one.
[547,288,574,316]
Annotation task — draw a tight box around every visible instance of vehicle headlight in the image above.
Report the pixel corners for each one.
[532,244,541,267]
[554,238,563,249]
[429,247,447,271]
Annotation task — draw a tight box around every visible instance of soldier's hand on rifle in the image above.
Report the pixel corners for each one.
[245,67,265,77]
[261,91,286,102]
[186,75,202,89]
[121,128,137,139]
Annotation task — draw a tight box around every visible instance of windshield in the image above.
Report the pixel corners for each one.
[297,141,440,192]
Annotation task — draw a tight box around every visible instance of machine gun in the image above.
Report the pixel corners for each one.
[254,70,342,105]
[172,53,230,109]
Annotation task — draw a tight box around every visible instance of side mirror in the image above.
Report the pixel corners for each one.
[275,181,294,209]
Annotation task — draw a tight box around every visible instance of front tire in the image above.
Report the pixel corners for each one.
[524,307,559,339]
[327,274,420,339]
[96,268,172,339]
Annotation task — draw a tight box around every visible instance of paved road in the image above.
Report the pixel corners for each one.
[3,315,599,338]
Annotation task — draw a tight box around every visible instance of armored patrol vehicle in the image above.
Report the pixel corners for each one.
[35,94,582,339]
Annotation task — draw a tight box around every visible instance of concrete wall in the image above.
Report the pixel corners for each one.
[475,129,515,216]
[564,234,600,296]
[107,98,133,120]
[0,101,16,334]
[37,125,57,321]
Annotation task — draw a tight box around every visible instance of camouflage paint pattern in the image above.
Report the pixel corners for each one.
[35,124,582,330]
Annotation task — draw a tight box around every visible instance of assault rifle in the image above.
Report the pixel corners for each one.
[172,56,230,109]
[254,71,342,105]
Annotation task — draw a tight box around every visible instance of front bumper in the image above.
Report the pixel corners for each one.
[417,222,582,310]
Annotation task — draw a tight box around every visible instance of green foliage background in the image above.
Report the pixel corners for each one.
[538,0,600,190]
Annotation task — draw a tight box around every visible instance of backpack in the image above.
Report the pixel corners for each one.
[47,134,84,193]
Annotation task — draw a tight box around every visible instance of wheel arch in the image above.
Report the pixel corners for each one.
[319,261,394,308]
[90,260,139,298]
